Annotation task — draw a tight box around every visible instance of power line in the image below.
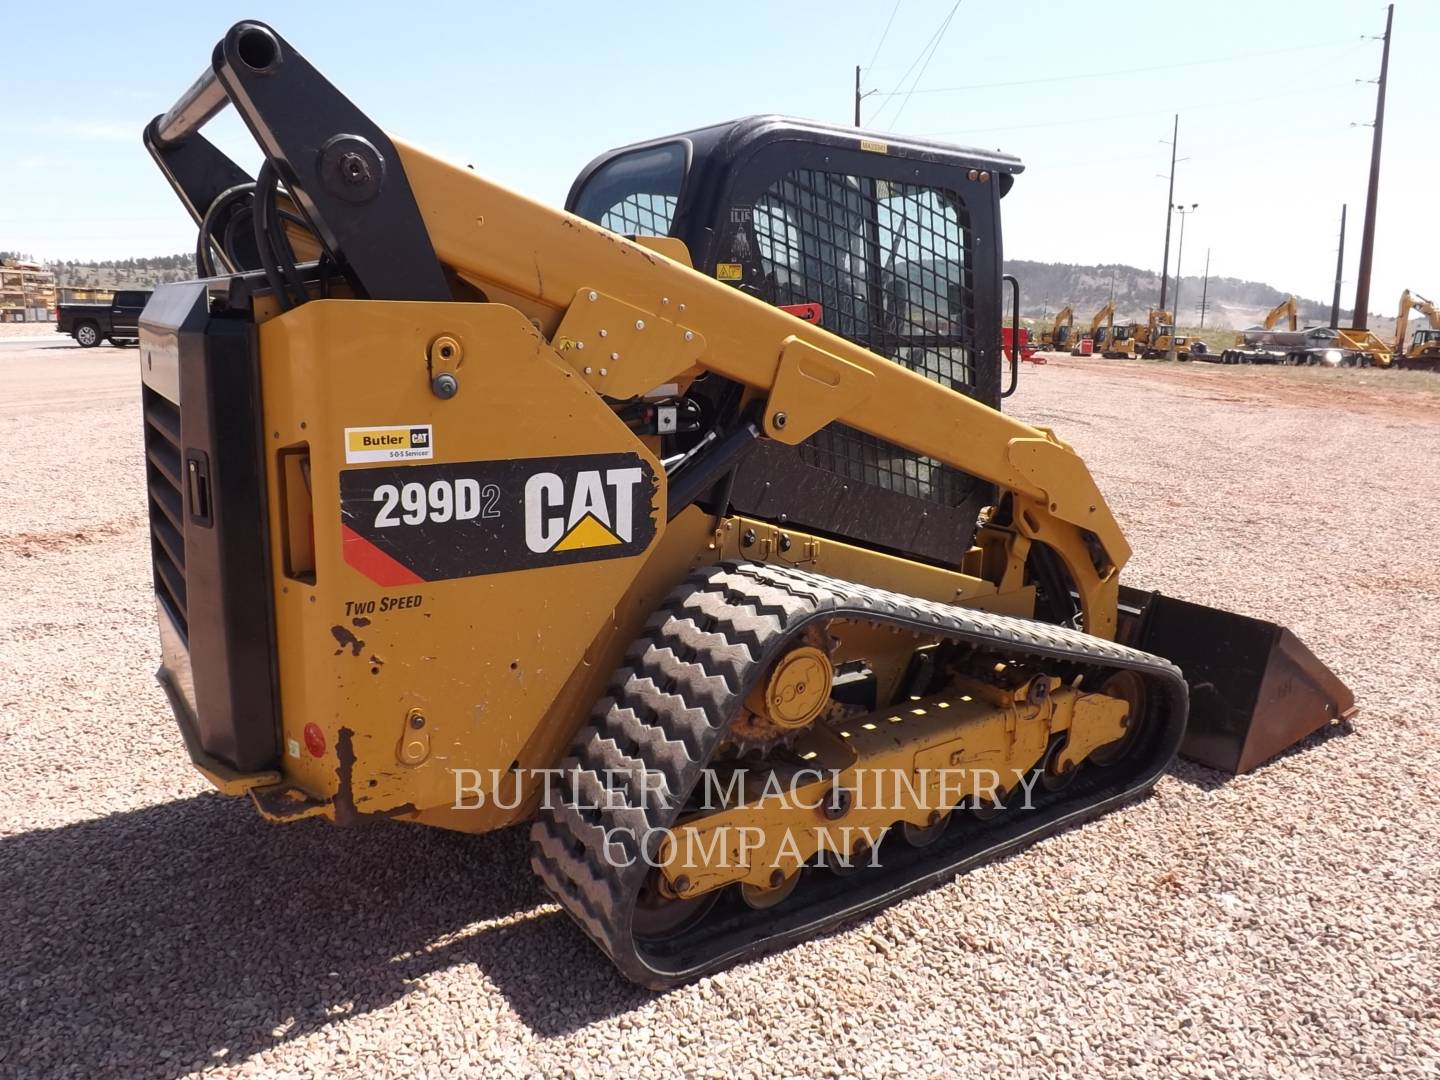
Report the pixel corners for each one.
[870,0,963,127]
[869,37,1358,97]
[863,0,904,76]
[889,2,963,127]
[1026,120,1369,173]
[918,76,1364,139]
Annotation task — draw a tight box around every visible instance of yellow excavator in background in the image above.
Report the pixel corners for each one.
[1394,289,1440,371]
[1072,301,1115,355]
[1042,305,1074,351]
[1136,309,1169,354]
[1102,317,1140,359]
[1141,309,1205,360]
[132,21,1355,988]
[1252,295,1298,338]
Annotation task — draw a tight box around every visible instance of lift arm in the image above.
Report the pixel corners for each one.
[1088,301,1116,337]
[1262,296,1298,331]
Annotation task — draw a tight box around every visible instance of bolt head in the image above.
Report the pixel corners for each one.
[599,367,608,376]
[823,788,852,820]
[673,874,691,894]
[772,411,788,430]
[431,373,459,399]
[587,290,598,302]
[684,331,694,342]
[635,319,646,330]
[339,152,370,183]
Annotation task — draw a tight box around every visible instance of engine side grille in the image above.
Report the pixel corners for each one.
[142,385,187,641]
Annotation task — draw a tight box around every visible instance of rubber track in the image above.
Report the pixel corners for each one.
[530,561,1188,988]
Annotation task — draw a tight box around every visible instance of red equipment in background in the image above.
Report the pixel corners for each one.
[1002,326,1045,365]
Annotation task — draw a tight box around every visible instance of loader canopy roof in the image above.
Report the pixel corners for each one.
[569,116,1023,229]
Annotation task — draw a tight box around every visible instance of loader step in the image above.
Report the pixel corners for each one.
[530,562,1189,988]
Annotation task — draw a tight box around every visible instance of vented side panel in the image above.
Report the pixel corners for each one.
[139,281,280,774]
[143,386,188,641]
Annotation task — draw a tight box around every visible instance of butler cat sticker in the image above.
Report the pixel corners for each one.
[339,453,658,585]
[344,424,433,464]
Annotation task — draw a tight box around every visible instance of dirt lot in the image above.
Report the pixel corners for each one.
[3,342,1438,1078]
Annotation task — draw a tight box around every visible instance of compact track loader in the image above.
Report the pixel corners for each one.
[137,22,1354,988]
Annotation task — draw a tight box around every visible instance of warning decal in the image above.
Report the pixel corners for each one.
[344,424,433,464]
[339,452,658,585]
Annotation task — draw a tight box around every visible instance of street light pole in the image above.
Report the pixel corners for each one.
[1331,203,1347,329]
[1199,248,1211,329]
[1167,203,1198,361]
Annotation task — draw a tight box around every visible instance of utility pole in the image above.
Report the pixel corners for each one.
[1352,3,1393,330]
[1331,203,1347,329]
[1199,248,1211,329]
[1158,114,1179,311]
[855,65,862,126]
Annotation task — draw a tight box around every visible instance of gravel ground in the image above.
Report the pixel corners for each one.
[3,343,1438,1078]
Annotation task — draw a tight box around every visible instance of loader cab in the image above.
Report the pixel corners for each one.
[567,117,1023,567]
[568,117,1019,410]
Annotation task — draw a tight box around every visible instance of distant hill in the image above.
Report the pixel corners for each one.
[1003,260,1350,331]
[2,253,196,292]
[7,249,1393,337]
[43,254,195,292]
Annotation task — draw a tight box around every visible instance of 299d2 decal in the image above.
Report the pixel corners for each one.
[339,453,659,587]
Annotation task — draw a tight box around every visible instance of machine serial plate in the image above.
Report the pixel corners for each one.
[338,453,658,586]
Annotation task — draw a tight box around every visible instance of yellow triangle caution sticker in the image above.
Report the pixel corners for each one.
[554,513,623,552]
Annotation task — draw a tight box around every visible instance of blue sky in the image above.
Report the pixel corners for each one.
[1,0,1430,313]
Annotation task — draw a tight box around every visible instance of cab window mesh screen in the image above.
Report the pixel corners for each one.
[752,171,974,386]
[601,192,677,236]
[749,169,977,507]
